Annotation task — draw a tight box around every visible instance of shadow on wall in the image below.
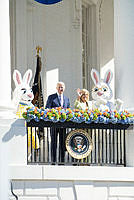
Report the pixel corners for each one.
[9,180,134,199]
[99,0,114,68]
[10,180,78,200]
[2,119,26,142]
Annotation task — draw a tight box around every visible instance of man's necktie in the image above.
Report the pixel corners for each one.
[59,95,61,105]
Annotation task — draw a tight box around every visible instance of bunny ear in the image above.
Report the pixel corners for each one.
[13,70,22,87]
[23,69,32,85]
[91,69,100,85]
[104,70,113,84]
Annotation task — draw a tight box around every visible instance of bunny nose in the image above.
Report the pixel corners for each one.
[97,92,103,96]
[28,94,33,98]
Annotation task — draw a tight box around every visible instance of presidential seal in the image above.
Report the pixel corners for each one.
[65,129,93,159]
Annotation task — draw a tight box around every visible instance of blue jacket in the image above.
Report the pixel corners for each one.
[45,93,70,109]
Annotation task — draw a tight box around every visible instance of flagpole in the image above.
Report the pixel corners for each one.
[36,46,42,107]
[32,46,44,107]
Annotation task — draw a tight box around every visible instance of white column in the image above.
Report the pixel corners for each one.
[114,0,134,111]
[114,0,134,167]
[0,0,11,108]
[0,1,11,199]
[0,1,12,199]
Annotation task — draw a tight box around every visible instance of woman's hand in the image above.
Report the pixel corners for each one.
[77,88,82,96]
[77,88,81,100]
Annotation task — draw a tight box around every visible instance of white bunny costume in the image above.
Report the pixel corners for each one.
[91,69,123,112]
[13,69,39,150]
[13,69,34,116]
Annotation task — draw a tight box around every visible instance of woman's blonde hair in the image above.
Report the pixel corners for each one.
[80,89,89,102]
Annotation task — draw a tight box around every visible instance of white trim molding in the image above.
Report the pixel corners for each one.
[83,0,99,5]
[10,165,134,182]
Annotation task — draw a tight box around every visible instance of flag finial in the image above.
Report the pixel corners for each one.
[36,46,42,56]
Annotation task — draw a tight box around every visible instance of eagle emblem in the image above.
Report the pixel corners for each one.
[73,136,86,152]
[66,129,93,159]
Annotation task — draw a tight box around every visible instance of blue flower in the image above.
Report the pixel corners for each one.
[85,118,92,124]
[99,116,107,123]
[34,116,40,122]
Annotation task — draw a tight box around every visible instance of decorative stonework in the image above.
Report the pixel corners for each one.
[99,0,104,30]
[72,0,81,29]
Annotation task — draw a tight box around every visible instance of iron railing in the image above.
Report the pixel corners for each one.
[26,120,132,166]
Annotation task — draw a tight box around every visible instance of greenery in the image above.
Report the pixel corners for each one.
[22,107,134,124]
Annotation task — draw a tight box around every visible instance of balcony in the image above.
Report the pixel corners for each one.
[26,120,132,166]
[1,110,134,200]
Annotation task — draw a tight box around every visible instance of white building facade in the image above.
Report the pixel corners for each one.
[1,0,134,199]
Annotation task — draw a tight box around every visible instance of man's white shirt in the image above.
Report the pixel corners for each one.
[57,93,63,107]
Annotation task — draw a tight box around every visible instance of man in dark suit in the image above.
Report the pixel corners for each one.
[45,82,70,164]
